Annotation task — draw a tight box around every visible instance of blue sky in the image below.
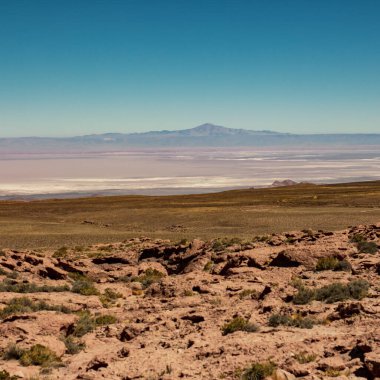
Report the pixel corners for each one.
[0,0,379,137]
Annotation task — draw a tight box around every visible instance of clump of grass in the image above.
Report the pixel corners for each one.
[71,311,95,337]
[3,344,61,367]
[203,261,214,272]
[293,279,370,304]
[315,257,352,272]
[2,344,25,360]
[357,241,378,254]
[71,311,117,337]
[62,336,85,355]
[0,279,69,293]
[350,234,378,254]
[324,369,342,377]
[293,286,315,305]
[212,238,242,252]
[71,276,99,296]
[0,297,71,319]
[20,344,61,367]
[268,313,316,329]
[294,352,317,364]
[350,234,365,243]
[6,271,18,279]
[221,317,258,336]
[253,235,270,243]
[131,269,164,289]
[99,288,122,307]
[241,362,276,380]
[0,370,18,380]
[239,289,258,300]
[52,246,68,259]
[315,280,369,303]
[183,290,195,296]
[94,314,118,326]
[0,267,7,275]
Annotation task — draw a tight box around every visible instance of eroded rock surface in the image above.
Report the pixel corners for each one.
[0,224,379,379]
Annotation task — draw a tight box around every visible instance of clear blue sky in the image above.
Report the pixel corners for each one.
[0,0,379,137]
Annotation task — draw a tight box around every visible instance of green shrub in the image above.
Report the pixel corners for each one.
[2,344,25,360]
[315,257,351,272]
[315,257,339,271]
[52,246,68,258]
[293,287,315,305]
[268,313,315,329]
[0,279,69,293]
[19,344,61,367]
[350,234,365,243]
[131,269,164,288]
[3,343,61,367]
[71,278,99,296]
[334,259,352,272]
[294,352,317,364]
[0,370,18,380]
[239,289,258,300]
[293,279,369,305]
[222,317,258,336]
[62,336,85,354]
[315,280,369,303]
[241,362,276,380]
[347,279,370,299]
[71,311,95,337]
[0,297,71,319]
[203,261,214,272]
[357,241,378,254]
[99,288,122,307]
[5,271,18,279]
[94,314,118,326]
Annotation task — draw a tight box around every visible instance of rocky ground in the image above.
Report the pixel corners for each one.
[0,224,379,380]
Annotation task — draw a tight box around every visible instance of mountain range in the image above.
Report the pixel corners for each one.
[1,123,380,153]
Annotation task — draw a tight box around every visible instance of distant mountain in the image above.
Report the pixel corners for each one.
[1,123,380,153]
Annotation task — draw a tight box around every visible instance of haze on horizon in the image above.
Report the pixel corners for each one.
[1,0,380,138]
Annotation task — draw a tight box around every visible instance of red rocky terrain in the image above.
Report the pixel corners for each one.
[0,224,380,379]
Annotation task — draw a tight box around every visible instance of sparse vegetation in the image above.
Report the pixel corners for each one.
[70,310,117,337]
[268,313,316,329]
[293,279,370,304]
[71,311,96,337]
[62,336,86,354]
[203,261,214,272]
[293,286,315,305]
[350,234,378,254]
[239,289,258,300]
[0,279,69,293]
[0,297,71,319]
[3,344,61,367]
[52,246,68,258]
[20,344,61,367]
[315,257,351,272]
[71,276,99,296]
[131,269,164,288]
[240,362,276,380]
[94,314,118,325]
[99,288,122,307]
[222,317,258,336]
[0,370,18,380]
[357,241,378,254]
[294,352,317,364]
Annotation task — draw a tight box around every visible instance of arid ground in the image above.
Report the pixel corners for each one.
[0,181,380,249]
[0,222,379,379]
[0,181,380,379]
